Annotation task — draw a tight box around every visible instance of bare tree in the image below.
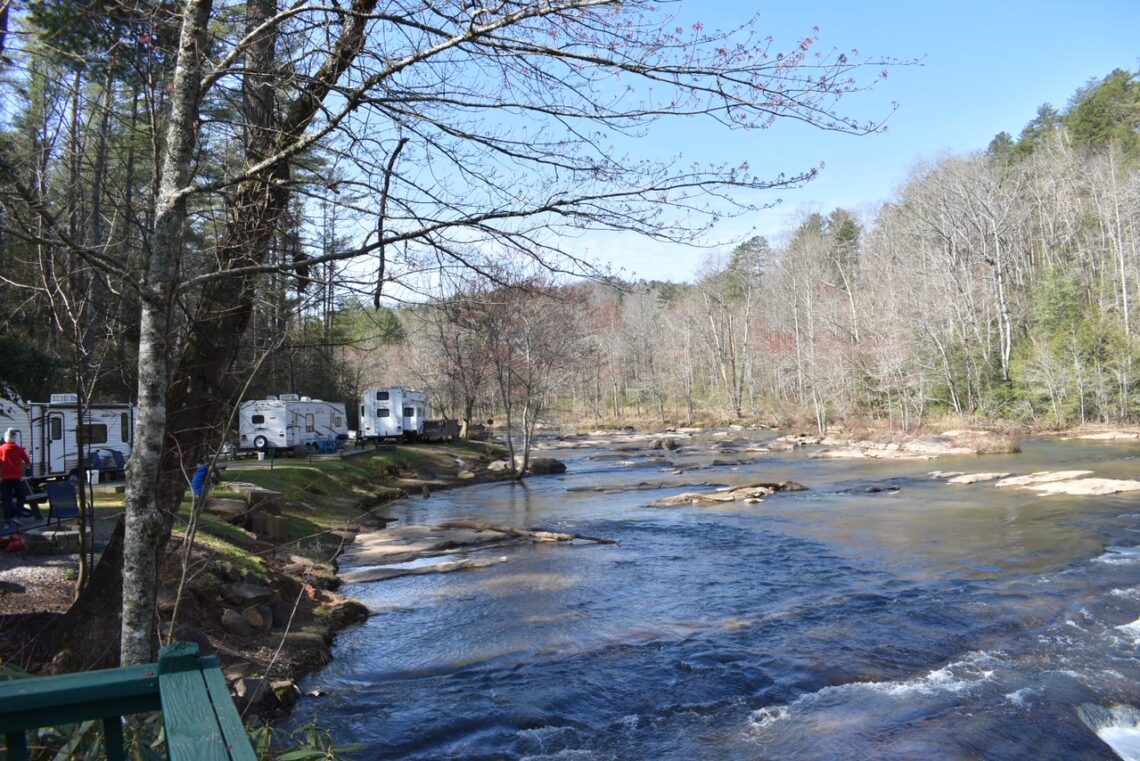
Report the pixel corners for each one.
[2,0,899,663]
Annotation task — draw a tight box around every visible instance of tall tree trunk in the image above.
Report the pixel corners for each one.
[120,0,214,666]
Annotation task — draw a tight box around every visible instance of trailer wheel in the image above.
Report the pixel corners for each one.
[253,435,269,451]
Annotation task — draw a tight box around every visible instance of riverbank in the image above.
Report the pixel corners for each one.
[0,439,510,720]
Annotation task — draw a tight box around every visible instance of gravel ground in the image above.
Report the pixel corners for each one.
[0,519,116,615]
[0,551,77,613]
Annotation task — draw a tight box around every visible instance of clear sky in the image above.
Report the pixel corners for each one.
[585,0,1140,283]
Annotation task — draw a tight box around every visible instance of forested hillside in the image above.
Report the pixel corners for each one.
[2,34,1135,434]
[401,68,1140,432]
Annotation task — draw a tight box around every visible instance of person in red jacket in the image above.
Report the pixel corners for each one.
[0,428,31,528]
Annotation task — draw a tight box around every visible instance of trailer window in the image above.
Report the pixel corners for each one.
[404,407,415,418]
[305,413,315,432]
[376,390,390,401]
[376,408,389,418]
[252,415,265,424]
[80,424,109,445]
[334,416,343,427]
[50,418,62,441]
[120,413,129,442]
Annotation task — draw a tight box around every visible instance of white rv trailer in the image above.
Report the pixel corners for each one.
[0,393,136,482]
[358,386,430,440]
[238,394,349,452]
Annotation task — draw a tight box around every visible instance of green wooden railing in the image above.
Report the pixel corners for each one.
[0,642,256,761]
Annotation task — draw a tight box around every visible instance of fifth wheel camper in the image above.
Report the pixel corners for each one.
[357,386,458,442]
[357,386,429,440]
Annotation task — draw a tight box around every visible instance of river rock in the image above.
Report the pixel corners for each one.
[223,662,258,681]
[1026,478,1140,496]
[272,680,300,709]
[774,480,808,492]
[864,484,901,493]
[320,598,370,628]
[486,457,567,474]
[722,485,775,500]
[652,491,738,507]
[231,676,271,712]
[527,457,567,475]
[946,472,1012,484]
[722,480,807,494]
[345,524,521,566]
[241,604,273,631]
[995,471,1094,488]
[222,581,278,606]
[811,448,869,459]
[343,557,506,584]
[221,608,254,636]
[651,481,806,507]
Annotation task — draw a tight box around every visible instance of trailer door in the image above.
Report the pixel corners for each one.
[45,412,66,475]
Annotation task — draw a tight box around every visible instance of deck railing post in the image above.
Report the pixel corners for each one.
[4,730,28,760]
[103,715,126,761]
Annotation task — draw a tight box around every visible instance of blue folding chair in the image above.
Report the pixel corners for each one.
[44,481,81,527]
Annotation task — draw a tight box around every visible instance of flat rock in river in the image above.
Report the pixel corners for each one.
[345,524,510,566]
[650,481,807,507]
[995,471,1094,488]
[946,472,1012,484]
[1025,478,1140,496]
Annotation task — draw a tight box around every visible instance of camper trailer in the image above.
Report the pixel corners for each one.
[0,394,136,482]
[238,394,349,452]
[358,386,431,440]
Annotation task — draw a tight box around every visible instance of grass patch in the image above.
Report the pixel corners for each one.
[187,515,267,578]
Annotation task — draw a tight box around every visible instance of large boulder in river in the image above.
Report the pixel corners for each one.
[527,457,567,475]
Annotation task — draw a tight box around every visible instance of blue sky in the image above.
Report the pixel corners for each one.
[587,0,1140,283]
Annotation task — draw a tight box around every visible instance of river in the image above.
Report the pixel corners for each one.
[287,433,1140,760]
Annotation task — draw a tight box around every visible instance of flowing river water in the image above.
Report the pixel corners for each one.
[288,433,1140,760]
